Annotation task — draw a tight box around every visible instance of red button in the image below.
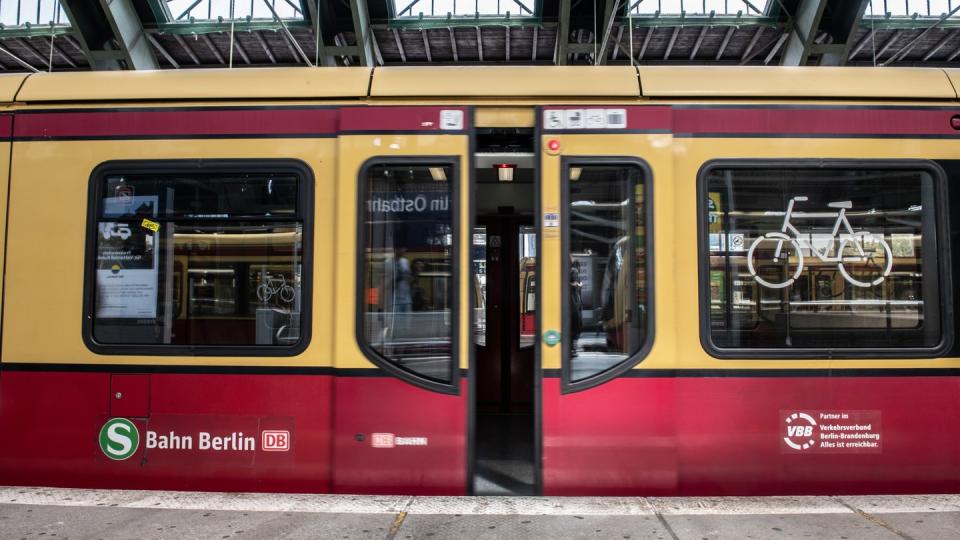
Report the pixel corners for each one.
[951,115,960,130]
[547,139,560,152]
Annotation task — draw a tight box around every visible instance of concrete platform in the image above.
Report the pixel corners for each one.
[1,487,958,539]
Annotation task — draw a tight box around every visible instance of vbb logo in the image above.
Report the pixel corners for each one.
[783,412,818,451]
[261,430,291,451]
[99,418,140,461]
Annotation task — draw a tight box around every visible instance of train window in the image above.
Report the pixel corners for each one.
[359,162,457,386]
[702,163,946,356]
[86,162,310,354]
[565,162,651,385]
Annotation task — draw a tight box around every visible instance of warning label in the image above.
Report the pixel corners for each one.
[780,410,882,454]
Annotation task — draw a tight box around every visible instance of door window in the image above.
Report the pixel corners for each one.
[359,162,457,385]
[565,162,651,384]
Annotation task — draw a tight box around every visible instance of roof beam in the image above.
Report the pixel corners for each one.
[15,38,50,69]
[449,28,458,62]
[252,31,277,64]
[350,0,375,66]
[817,0,869,65]
[638,27,653,60]
[200,34,225,64]
[144,32,178,68]
[505,26,511,61]
[847,29,875,61]
[421,29,432,62]
[779,0,828,66]
[716,26,735,60]
[392,28,407,62]
[47,36,79,69]
[0,43,39,72]
[60,0,159,69]
[884,4,960,65]
[557,0,571,64]
[302,0,335,66]
[173,33,201,64]
[741,26,764,63]
[476,26,483,61]
[663,26,680,60]
[610,24,623,60]
[532,25,538,61]
[923,29,959,61]
[689,25,708,60]
[595,0,622,65]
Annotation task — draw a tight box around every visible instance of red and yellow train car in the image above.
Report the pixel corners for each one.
[1,66,960,495]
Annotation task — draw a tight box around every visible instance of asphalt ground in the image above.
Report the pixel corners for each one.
[0,487,958,539]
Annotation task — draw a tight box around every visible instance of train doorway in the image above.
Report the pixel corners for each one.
[471,127,537,495]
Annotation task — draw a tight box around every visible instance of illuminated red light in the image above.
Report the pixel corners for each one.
[547,139,561,152]
[494,163,516,182]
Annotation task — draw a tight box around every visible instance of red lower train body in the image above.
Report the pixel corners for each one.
[1,370,956,495]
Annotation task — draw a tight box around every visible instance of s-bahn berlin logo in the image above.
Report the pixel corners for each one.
[783,412,818,450]
[99,418,140,460]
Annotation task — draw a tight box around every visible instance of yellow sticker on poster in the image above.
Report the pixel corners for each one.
[141,218,160,233]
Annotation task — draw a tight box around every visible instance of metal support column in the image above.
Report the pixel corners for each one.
[60,0,159,70]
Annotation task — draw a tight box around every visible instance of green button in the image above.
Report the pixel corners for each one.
[543,329,561,347]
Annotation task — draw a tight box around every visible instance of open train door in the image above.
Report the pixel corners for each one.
[538,105,677,494]
[332,105,473,494]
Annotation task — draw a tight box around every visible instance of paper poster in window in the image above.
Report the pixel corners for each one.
[96,196,159,319]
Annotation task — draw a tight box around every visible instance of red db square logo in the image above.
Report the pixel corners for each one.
[261,430,290,451]
[371,433,395,448]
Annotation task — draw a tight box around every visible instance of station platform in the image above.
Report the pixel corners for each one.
[1,487,958,539]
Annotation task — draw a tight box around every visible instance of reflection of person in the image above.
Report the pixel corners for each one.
[393,249,412,313]
[569,256,583,358]
[411,259,427,311]
[381,249,412,313]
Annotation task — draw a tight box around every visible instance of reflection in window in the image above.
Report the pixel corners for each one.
[705,167,942,351]
[473,227,487,347]
[568,164,648,381]
[518,227,537,349]
[92,171,304,348]
[361,164,455,383]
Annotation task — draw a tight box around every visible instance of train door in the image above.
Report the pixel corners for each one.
[470,116,538,494]
[332,106,472,494]
[537,106,677,494]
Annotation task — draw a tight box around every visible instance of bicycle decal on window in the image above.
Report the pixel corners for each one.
[747,196,893,290]
[256,272,296,303]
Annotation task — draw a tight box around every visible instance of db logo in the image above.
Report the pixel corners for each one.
[261,430,290,452]
[371,433,395,448]
[783,412,818,450]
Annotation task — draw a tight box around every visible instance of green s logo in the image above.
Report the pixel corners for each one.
[99,418,139,461]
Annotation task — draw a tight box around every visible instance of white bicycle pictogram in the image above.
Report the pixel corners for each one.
[747,196,893,289]
[256,273,296,303]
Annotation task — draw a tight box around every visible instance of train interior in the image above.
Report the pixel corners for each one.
[472,127,537,495]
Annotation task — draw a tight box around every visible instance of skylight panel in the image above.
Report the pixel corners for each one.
[0,0,69,28]
[392,0,537,18]
[867,0,960,17]
[167,0,303,22]
[627,0,766,16]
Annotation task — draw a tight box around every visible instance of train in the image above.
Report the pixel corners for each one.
[0,65,959,495]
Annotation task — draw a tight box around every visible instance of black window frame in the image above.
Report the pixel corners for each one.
[697,159,954,359]
[356,156,461,395]
[82,159,314,357]
[561,156,656,393]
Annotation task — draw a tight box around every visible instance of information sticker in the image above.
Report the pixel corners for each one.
[141,218,160,233]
